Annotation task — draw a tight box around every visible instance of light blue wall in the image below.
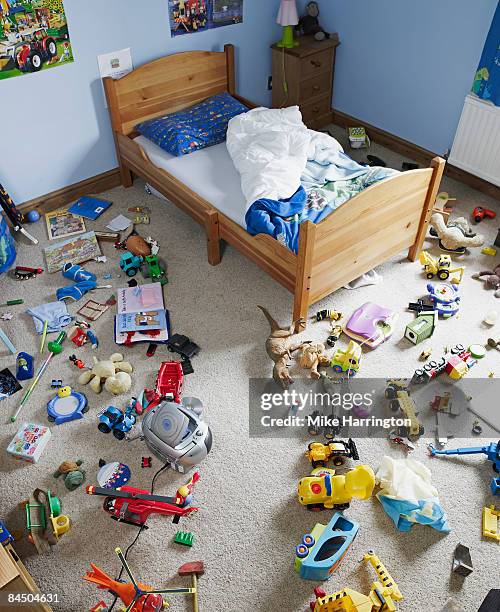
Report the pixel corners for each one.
[299,0,498,155]
[1,0,280,203]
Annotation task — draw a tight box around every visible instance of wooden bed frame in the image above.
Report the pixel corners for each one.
[103,44,445,327]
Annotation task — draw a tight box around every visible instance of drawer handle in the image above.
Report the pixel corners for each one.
[313,85,320,91]
[311,60,322,68]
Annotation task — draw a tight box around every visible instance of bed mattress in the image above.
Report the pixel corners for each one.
[134,136,248,228]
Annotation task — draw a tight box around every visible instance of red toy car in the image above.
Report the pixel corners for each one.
[473,206,496,223]
[86,472,199,527]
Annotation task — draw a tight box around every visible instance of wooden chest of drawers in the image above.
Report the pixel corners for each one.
[271,34,340,129]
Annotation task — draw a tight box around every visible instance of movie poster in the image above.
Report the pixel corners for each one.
[0,0,73,80]
[169,0,243,37]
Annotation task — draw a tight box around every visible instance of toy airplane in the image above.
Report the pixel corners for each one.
[84,547,202,612]
[86,472,199,527]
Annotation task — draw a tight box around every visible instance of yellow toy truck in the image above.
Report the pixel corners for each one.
[330,340,361,376]
[298,465,375,511]
[310,549,403,612]
[419,251,464,283]
[306,439,359,468]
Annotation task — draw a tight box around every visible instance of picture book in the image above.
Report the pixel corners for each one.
[114,283,170,345]
[45,208,86,240]
[43,231,101,273]
[68,196,112,220]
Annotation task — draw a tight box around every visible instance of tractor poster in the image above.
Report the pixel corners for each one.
[0,0,73,80]
[169,0,243,37]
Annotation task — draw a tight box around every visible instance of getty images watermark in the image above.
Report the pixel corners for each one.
[248,377,499,439]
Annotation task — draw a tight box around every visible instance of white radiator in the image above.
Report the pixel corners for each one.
[448,94,500,186]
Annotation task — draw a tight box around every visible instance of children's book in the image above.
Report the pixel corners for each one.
[68,196,112,220]
[114,283,170,345]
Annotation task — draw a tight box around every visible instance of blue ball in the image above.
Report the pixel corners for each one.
[26,210,40,223]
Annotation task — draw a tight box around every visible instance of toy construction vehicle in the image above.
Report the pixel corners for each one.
[385,380,424,440]
[298,466,375,511]
[330,341,361,376]
[310,549,403,611]
[419,251,464,283]
[306,439,359,468]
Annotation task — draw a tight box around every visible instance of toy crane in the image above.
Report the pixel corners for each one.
[84,547,204,612]
[429,441,500,495]
[310,549,403,611]
[418,251,464,284]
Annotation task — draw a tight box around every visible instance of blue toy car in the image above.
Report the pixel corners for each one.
[119,252,143,277]
[98,402,137,440]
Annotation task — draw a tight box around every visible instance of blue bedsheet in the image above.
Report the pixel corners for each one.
[245,163,399,253]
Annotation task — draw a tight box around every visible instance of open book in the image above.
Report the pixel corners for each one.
[114,283,170,345]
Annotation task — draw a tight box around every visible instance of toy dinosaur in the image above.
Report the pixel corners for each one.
[473,263,500,297]
[430,212,484,253]
[257,305,309,388]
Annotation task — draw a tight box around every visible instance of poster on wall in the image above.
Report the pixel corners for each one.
[0,0,73,80]
[169,0,243,37]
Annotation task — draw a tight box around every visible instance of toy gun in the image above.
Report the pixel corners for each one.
[365,550,403,611]
[407,299,435,314]
[429,441,500,495]
[0,183,38,245]
[86,472,200,527]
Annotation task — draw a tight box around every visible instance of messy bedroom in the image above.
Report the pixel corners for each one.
[0,1,499,611]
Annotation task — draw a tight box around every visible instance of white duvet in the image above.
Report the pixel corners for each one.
[226,106,366,209]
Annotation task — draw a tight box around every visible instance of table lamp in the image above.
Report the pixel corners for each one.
[277,0,299,48]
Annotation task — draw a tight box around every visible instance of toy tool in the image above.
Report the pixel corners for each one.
[11,332,66,422]
[0,299,23,307]
[0,183,38,245]
[84,548,202,612]
[39,320,48,354]
[473,206,496,223]
[429,441,500,495]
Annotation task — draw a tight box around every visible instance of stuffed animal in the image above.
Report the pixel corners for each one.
[53,460,85,491]
[258,305,310,389]
[473,264,500,297]
[430,212,484,253]
[78,353,133,395]
[297,1,330,41]
[299,342,330,379]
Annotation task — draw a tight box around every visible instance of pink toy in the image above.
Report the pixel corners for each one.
[343,302,398,348]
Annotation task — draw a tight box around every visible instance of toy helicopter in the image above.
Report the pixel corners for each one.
[85,472,199,527]
[84,547,204,612]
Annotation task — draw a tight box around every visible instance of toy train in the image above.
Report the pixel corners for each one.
[412,343,475,383]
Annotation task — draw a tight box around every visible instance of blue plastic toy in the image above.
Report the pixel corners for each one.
[120,252,143,277]
[429,441,500,495]
[427,282,460,318]
[47,386,88,425]
[294,512,359,581]
[16,352,34,381]
[98,401,137,440]
[0,520,13,546]
[26,210,40,223]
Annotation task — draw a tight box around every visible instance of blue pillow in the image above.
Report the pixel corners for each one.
[135,92,248,157]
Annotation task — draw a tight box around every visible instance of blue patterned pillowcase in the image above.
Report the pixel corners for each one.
[136,92,248,157]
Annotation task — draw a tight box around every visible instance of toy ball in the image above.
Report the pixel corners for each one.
[26,210,40,223]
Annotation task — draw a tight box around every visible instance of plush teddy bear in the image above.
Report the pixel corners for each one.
[430,212,484,253]
[78,353,133,395]
[473,264,500,297]
[299,342,330,379]
[297,1,330,41]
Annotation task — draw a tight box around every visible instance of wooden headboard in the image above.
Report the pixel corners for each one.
[103,44,236,136]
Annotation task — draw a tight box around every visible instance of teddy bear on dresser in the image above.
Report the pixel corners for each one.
[297,1,330,41]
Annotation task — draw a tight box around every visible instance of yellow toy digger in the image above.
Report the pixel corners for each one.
[310,549,403,611]
[419,251,464,284]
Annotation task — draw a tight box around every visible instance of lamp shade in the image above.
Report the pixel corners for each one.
[277,0,298,26]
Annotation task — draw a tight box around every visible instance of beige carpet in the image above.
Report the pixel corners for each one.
[1,126,499,612]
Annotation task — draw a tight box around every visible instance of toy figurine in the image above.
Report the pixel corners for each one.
[257,305,310,388]
[296,1,330,41]
[472,263,500,297]
[299,343,330,379]
[53,460,86,491]
[430,211,484,253]
[326,324,342,347]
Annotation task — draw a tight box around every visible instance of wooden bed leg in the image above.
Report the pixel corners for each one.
[293,221,316,331]
[119,164,133,188]
[408,156,446,261]
[206,210,221,266]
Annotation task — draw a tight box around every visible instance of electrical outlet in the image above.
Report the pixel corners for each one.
[267,76,273,91]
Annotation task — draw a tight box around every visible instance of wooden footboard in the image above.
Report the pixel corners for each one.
[292,157,445,323]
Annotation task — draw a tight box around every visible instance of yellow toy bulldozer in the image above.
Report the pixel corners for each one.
[418,251,464,284]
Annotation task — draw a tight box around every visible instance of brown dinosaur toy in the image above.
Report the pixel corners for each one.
[258,305,310,388]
